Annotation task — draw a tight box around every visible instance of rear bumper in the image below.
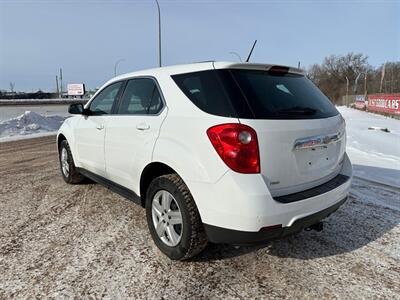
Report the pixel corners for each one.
[187,153,352,233]
[204,197,347,244]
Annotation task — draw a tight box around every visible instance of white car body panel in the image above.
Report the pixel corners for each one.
[104,108,168,193]
[239,114,346,197]
[74,115,108,177]
[186,153,351,231]
[58,61,352,235]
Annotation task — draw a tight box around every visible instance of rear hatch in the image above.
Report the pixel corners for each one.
[242,116,345,196]
[225,66,345,196]
[172,63,346,196]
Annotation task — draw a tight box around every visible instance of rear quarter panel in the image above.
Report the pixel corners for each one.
[151,74,237,184]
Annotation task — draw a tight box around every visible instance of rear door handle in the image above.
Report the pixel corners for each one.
[136,123,150,131]
[96,124,104,130]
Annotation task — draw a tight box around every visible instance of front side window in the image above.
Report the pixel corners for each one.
[117,78,163,115]
[89,82,123,115]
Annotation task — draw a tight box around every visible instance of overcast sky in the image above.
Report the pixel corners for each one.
[0,0,399,92]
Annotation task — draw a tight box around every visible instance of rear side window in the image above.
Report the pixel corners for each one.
[171,70,235,117]
[172,69,338,119]
[117,78,163,115]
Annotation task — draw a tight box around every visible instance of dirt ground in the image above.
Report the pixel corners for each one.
[0,135,399,299]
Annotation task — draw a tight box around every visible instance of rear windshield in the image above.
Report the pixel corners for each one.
[172,69,338,119]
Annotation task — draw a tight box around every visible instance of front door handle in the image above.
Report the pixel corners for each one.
[136,123,150,131]
[96,124,104,130]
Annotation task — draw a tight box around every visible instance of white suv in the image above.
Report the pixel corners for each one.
[57,62,352,260]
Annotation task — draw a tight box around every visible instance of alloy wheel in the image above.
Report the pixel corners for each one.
[151,190,183,247]
[61,147,70,177]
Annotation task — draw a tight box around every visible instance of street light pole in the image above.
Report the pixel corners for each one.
[114,59,125,77]
[229,51,242,62]
[155,0,162,67]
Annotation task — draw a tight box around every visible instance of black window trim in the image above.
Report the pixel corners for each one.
[113,76,166,116]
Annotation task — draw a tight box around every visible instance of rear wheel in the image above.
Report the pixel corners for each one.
[59,140,84,184]
[145,174,207,260]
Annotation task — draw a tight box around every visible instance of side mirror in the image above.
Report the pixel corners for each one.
[68,103,85,115]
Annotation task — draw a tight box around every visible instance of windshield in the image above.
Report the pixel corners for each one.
[172,69,339,119]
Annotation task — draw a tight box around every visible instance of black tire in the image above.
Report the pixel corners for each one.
[145,174,208,260]
[59,140,84,184]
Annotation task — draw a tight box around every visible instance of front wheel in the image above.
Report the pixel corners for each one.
[145,174,207,260]
[59,140,84,184]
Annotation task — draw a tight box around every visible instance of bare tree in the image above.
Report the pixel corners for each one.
[308,53,372,104]
[309,53,400,104]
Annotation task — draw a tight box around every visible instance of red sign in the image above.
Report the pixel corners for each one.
[368,94,400,115]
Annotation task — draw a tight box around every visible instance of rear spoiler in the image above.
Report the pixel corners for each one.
[213,62,305,76]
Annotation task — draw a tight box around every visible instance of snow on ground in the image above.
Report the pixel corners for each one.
[0,106,399,188]
[0,111,66,141]
[1,136,399,299]
[337,106,400,187]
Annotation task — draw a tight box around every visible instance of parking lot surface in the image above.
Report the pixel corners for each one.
[0,136,399,299]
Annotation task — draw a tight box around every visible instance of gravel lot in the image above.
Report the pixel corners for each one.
[0,136,399,299]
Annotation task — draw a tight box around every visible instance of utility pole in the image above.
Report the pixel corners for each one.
[390,66,394,93]
[345,76,349,107]
[56,75,59,96]
[59,68,63,98]
[379,63,386,93]
[354,73,361,94]
[364,72,367,96]
[155,0,162,67]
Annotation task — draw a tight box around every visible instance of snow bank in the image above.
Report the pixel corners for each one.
[337,106,400,187]
[0,111,66,141]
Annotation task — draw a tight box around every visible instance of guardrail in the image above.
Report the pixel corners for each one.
[0,99,89,105]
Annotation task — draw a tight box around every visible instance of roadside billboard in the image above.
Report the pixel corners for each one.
[67,83,85,96]
[355,95,366,109]
[368,94,400,115]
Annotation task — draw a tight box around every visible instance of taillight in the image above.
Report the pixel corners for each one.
[268,65,289,74]
[207,123,260,174]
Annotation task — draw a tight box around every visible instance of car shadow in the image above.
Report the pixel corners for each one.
[352,164,400,188]
[75,177,96,185]
[77,165,399,262]
[194,172,400,262]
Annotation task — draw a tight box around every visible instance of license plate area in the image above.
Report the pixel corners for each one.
[295,146,336,173]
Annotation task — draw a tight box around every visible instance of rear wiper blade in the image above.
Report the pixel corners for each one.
[277,106,318,115]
